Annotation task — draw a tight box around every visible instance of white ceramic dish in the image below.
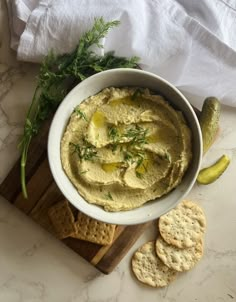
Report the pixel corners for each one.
[48,68,202,225]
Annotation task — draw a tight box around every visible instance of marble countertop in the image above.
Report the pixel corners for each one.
[0,1,236,301]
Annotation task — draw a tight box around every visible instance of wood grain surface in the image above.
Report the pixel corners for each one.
[0,116,151,274]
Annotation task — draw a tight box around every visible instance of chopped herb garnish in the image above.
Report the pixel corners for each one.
[135,171,143,179]
[108,126,119,141]
[165,153,171,162]
[108,126,120,153]
[74,108,88,121]
[135,155,148,178]
[136,156,144,168]
[123,150,134,163]
[135,158,148,179]
[69,139,97,161]
[123,125,148,146]
[159,152,171,162]
[131,88,143,100]
[107,124,148,158]
[79,170,89,175]
[111,144,118,152]
[123,149,146,168]
[143,161,148,172]
[104,191,113,200]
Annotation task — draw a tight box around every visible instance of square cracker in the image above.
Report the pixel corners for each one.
[71,212,116,245]
[48,200,77,239]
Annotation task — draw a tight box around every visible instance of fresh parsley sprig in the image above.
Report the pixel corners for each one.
[19,17,139,198]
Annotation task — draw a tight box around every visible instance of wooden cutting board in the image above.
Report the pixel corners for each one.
[0,118,152,274]
[0,103,200,274]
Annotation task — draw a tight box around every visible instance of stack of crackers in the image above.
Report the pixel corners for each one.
[48,200,116,245]
[132,200,206,287]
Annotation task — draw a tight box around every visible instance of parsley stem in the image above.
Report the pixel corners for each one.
[19,86,40,198]
[20,139,30,198]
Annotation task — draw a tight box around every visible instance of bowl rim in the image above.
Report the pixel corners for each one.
[48,68,202,225]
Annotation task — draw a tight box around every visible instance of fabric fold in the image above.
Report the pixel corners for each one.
[6,0,236,107]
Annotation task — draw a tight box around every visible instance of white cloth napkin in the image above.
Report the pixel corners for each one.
[6,0,236,108]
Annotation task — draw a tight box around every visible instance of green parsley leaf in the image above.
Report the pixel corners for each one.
[123,125,148,146]
[79,170,89,175]
[135,171,143,179]
[131,88,143,100]
[104,192,113,200]
[74,108,88,121]
[69,140,97,161]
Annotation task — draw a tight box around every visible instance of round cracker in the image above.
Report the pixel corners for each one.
[159,200,206,248]
[156,236,203,272]
[131,241,177,287]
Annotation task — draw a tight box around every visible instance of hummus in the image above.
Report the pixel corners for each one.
[61,87,192,212]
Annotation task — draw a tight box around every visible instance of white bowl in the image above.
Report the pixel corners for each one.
[48,68,202,225]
